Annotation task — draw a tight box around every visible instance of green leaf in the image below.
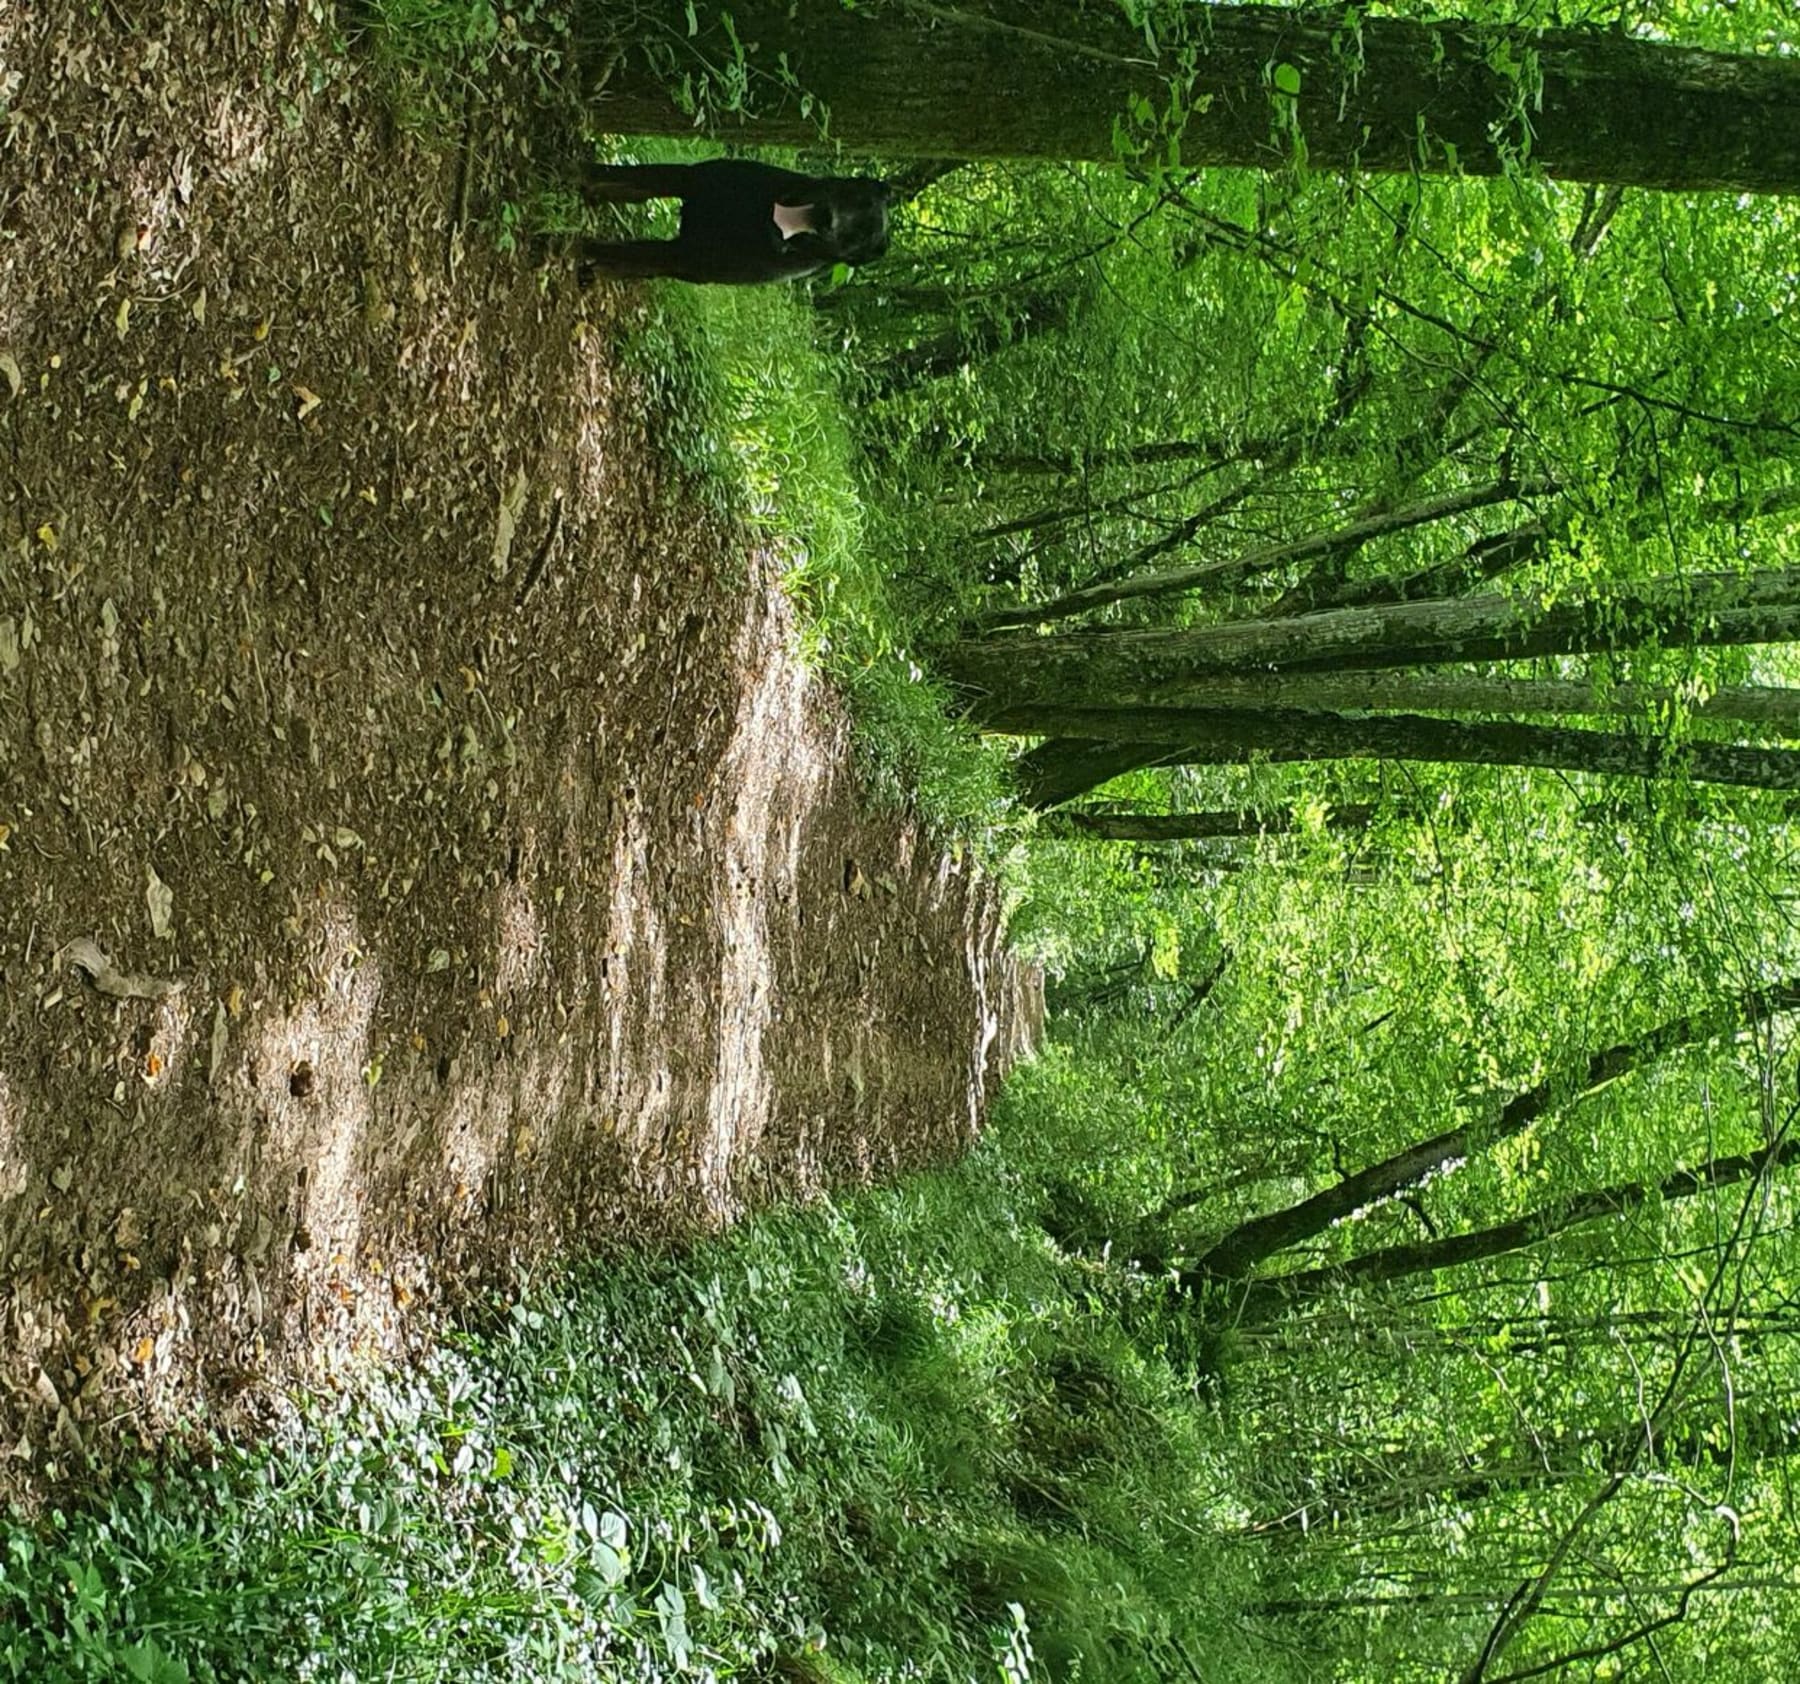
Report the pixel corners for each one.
[119,1641,189,1684]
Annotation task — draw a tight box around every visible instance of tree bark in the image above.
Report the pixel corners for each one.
[584,2,1800,195]
[1028,675,1800,732]
[978,477,1556,631]
[1244,1378,1800,1535]
[1270,520,1553,617]
[867,289,1077,398]
[1038,802,1382,841]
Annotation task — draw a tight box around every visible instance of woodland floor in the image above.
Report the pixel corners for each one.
[0,3,1036,1491]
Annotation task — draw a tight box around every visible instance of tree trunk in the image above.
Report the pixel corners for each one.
[1181,975,1800,1287]
[867,289,1076,398]
[950,568,1800,707]
[1228,1136,1800,1324]
[978,476,1557,631]
[583,2,1800,195]
[1007,706,1800,808]
[1011,739,1172,808]
[1030,675,1800,732]
[1038,803,1382,841]
[1244,1380,1800,1536]
[1270,520,1552,617]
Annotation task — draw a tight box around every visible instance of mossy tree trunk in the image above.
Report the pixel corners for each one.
[584,1,1800,194]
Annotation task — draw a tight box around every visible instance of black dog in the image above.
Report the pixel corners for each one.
[576,160,893,285]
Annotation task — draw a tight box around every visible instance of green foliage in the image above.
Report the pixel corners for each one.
[357,0,576,130]
[0,1149,1261,1682]
[580,95,1800,1677]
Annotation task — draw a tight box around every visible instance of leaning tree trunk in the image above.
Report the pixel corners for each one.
[1181,976,1800,1289]
[1227,1138,1800,1325]
[977,476,1556,632]
[1032,674,1800,732]
[582,1,1800,195]
[1008,672,1800,806]
[867,289,1077,399]
[1038,803,1384,841]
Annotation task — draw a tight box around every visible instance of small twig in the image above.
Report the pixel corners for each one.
[514,494,565,608]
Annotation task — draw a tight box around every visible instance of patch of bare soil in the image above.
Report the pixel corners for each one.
[0,3,1038,1485]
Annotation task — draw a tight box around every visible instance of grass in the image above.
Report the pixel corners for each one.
[615,263,1012,826]
[0,1128,1256,1682]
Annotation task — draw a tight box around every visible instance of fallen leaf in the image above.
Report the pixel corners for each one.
[490,465,529,579]
[146,865,174,938]
[209,1001,228,1085]
[293,385,322,421]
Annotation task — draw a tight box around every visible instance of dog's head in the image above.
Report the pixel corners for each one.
[815,178,895,267]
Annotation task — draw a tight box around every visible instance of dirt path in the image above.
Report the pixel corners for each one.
[0,4,1035,1479]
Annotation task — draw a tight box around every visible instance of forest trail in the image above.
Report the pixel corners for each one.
[0,5,1036,1478]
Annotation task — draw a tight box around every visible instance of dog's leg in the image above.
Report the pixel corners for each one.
[577,239,691,283]
[578,162,699,203]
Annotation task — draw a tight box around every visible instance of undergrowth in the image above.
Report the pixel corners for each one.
[616,265,1009,825]
[0,1122,1256,1682]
